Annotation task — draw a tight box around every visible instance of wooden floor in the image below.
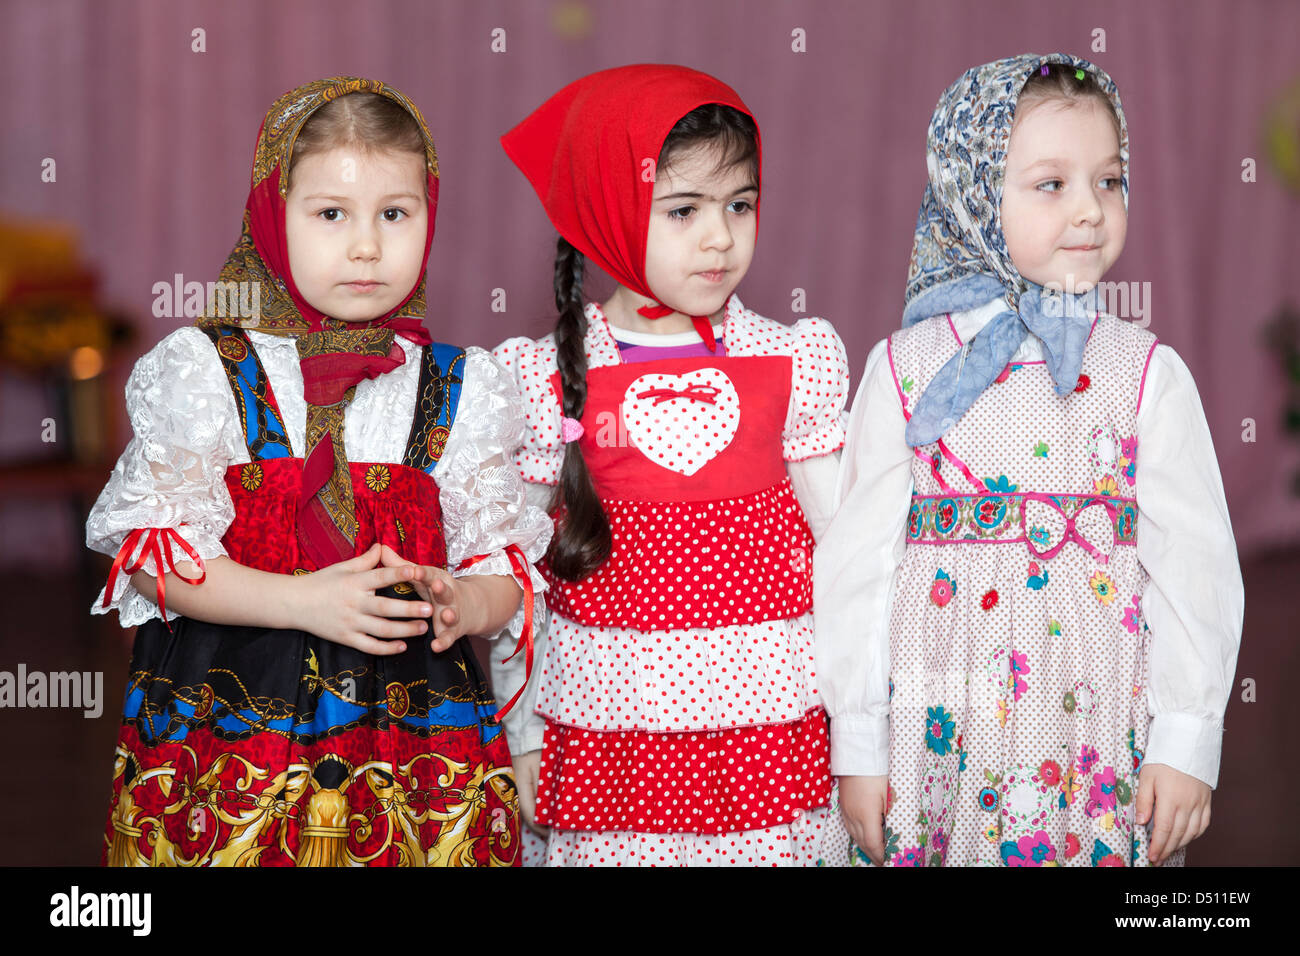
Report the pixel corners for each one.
[1,550,1292,866]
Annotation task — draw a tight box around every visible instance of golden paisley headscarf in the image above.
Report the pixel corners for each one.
[196,77,439,567]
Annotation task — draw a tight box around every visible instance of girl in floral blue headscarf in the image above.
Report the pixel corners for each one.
[813,54,1243,867]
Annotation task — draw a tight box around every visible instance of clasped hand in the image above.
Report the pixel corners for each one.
[296,543,471,654]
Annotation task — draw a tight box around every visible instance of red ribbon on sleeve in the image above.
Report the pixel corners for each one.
[102,527,207,632]
[455,543,535,720]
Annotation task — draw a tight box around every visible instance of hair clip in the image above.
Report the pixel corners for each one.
[561,416,585,443]
[1040,65,1050,76]
[1075,69,1086,81]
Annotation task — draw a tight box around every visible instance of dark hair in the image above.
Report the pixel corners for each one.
[1016,64,1121,138]
[545,103,758,581]
[658,102,759,186]
[546,235,610,580]
[287,92,427,192]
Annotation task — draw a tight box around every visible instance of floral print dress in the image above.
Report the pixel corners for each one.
[864,311,1178,867]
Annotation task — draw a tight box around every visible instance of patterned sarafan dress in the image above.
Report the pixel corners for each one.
[89,331,550,866]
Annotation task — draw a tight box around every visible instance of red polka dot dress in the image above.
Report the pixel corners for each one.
[494,294,850,866]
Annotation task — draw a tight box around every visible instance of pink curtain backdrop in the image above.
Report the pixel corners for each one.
[2,0,1299,566]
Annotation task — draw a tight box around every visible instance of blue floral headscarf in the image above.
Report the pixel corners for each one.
[902,53,1129,447]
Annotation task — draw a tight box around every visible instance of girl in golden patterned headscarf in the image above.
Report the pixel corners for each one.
[87,77,551,866]
[199,77,440,566]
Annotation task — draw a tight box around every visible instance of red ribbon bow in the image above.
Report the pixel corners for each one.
[455,543,535,720]
[635,383,721,406]
[102,527,207,632]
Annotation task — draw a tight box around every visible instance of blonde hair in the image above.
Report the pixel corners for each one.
[286,92,427,192]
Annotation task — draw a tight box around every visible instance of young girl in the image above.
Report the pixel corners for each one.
[816,54,1244,867]
[491,64,850,866]
[86,76,551,867]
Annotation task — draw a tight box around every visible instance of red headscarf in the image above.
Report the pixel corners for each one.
[197,77,438,567]
[501,64,761,349]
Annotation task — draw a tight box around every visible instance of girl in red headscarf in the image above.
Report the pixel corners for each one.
[492,64,851,866]
[86,77,551,866]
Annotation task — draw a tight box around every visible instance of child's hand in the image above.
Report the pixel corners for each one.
[377,544,469,652]
[1136,763,1212,864]
[296,543,432,653]
[838,774,889,865]
[512,749,549,839]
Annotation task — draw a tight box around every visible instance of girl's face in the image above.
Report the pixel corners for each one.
[644,143,757,319]
[284,146,428,322]
[1000,97,1126,294]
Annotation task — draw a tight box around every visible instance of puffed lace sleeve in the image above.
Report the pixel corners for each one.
[492,334,564,485]
[433,347,551,640]
[783,317,851,462]
[813,337,914,776]
[86,327,243,626]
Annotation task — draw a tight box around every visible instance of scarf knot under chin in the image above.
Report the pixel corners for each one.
[903,275,1098,447]
[294,327,408,566]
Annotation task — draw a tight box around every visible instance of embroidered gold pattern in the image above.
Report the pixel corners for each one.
[240,463,264,492]
[427,425,450,461]
[216,335,248,362]
[386,682,411,718]
[364,464,392,493]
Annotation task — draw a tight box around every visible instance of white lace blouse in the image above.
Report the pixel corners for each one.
[86,326,551,639]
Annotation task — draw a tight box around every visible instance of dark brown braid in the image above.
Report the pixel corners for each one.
[547,236,612,580]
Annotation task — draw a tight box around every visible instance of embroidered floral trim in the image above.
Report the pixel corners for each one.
[908,493,1138,547]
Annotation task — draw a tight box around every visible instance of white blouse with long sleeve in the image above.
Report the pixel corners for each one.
[814,298,1244,788]
[86,326,551,639]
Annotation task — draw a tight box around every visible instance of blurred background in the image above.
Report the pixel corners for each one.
[1,0,1296,865]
